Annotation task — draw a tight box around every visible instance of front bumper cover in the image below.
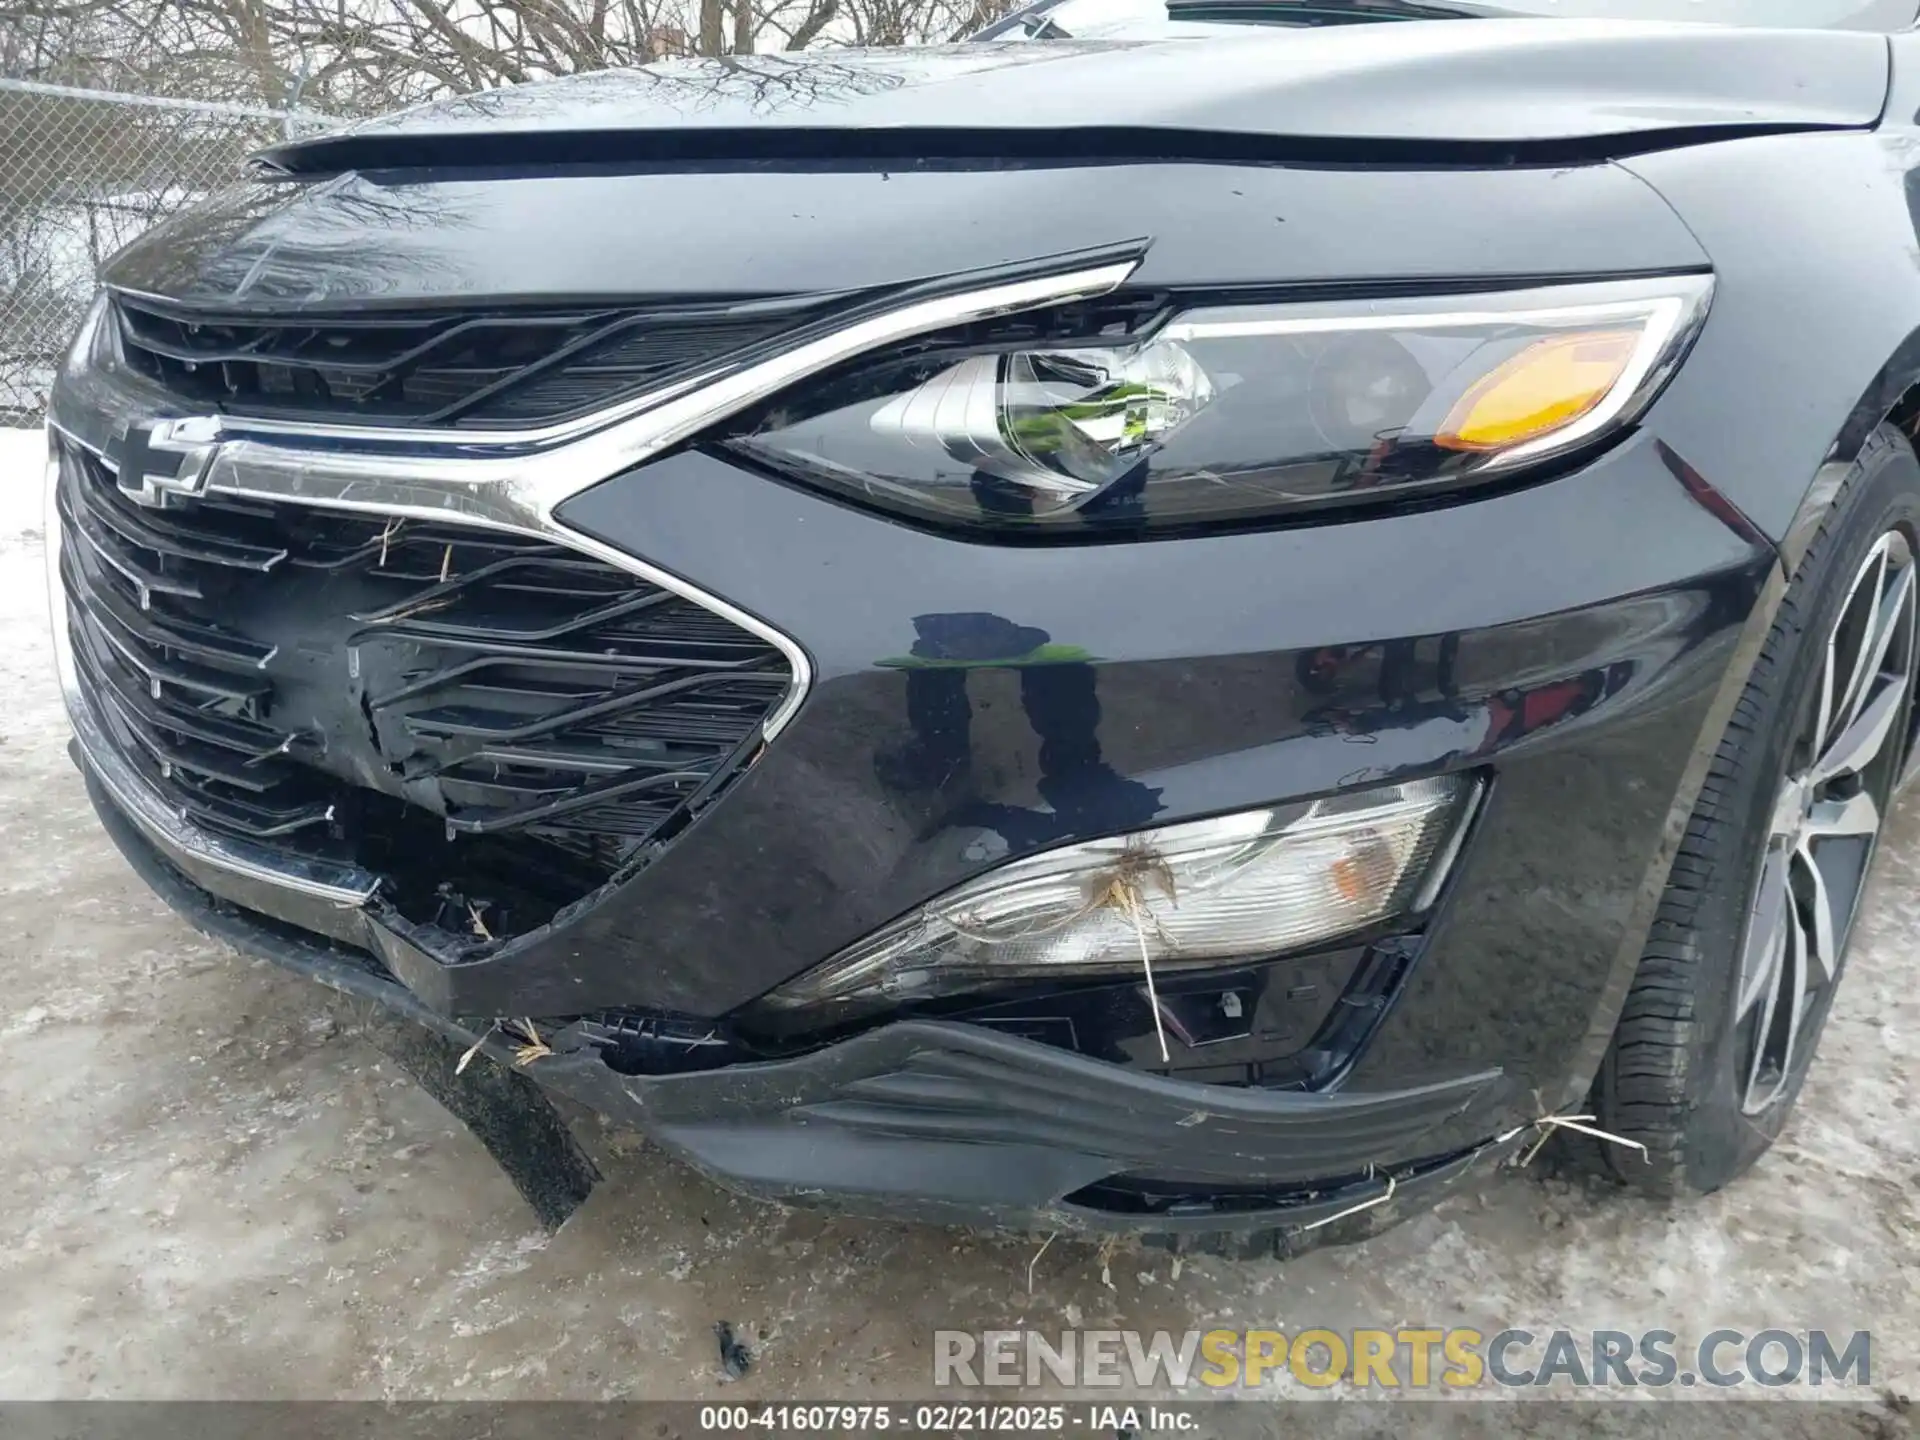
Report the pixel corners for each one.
[88,763,1519,1235]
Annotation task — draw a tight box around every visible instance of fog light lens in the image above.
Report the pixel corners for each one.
[765,775,1473,1013]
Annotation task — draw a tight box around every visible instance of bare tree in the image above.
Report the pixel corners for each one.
[841,0,997,45]
[4,0,1014,113]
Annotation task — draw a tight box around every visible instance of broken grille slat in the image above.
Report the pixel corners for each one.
[443,765,711,836]
[75,603,273,708]
[60,487,203,602]
[55,433,792,945]
[369,648,772,715]
[351,566,677,643]
[393,669,781,749]
[77,633,298,763]
[166,774,338,839]
[106,709,289,794]
[443,744,649,777]
[72,632,328,837]
[65,544,275,675]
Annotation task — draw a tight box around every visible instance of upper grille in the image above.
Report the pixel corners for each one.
[110,292,814,430]
[56,436,792,946]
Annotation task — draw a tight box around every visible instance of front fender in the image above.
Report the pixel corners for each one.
[1625,126,1920,570]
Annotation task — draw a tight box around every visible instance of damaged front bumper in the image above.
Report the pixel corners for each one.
[89,761,1522,1237]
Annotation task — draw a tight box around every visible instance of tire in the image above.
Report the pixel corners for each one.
[1589,421,1920,1195]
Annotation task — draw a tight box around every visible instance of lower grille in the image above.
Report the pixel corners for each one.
[56,435,792,947]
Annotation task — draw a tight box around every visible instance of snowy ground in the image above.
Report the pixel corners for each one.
[0,425,1916,1428]
[0,425,44,537]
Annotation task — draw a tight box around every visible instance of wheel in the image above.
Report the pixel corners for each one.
[1590,422,1920,1194]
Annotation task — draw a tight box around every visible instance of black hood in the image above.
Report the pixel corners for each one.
[259,20,1889,174]
[112,16,1849,313]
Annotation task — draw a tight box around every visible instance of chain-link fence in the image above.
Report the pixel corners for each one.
[0,78,335,425]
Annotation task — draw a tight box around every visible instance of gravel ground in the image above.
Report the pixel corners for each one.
[1,429,1916,1429]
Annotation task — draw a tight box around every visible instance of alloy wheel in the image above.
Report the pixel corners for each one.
[1735,529,1917,1115]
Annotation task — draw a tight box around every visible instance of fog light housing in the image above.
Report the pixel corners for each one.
[764,775,1476,1015]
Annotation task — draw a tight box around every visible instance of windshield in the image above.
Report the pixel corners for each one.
[971,0,1919,41]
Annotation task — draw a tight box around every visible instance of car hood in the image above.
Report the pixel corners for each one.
[261,20,1889,173]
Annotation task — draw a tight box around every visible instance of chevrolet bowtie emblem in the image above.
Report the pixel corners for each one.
[109,416,223,510]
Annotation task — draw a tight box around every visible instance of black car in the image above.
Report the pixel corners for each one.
[42,0,1920,1256]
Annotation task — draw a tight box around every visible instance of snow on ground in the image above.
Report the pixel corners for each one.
[0,425,64,764]
[0,426,48,542]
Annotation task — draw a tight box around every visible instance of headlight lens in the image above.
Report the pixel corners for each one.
[725,275,1710,535]
[763,775,1474,1016]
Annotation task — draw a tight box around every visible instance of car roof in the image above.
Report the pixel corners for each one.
[971,0,1920,42]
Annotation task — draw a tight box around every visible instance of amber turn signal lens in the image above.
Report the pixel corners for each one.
[1435,328,1641,453]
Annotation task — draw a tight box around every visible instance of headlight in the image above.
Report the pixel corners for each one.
[763,775,1475,1016]
[725,275,1711,535]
